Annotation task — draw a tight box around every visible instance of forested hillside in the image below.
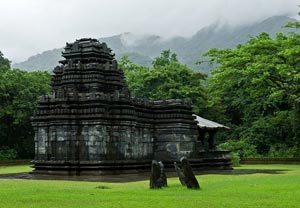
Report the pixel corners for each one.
[13,16,298,73]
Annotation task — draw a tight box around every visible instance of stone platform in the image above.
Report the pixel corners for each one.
[32,150,232,175]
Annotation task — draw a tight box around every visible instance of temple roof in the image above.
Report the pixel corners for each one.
[61,38,115,62]
[193,114,230,130]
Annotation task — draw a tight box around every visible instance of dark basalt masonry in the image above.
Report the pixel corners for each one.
[31,38,231,175]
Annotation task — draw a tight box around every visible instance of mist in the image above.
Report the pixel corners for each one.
[0,0,298,63]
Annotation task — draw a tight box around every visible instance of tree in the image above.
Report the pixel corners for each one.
[119,55,149,97]
[0,51,11,68]
[201,31,300,155]
[0,67,51,158]
[120,51,208,115]
[152,50,178,68]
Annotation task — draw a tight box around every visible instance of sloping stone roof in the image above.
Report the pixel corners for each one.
[193,114,230,130]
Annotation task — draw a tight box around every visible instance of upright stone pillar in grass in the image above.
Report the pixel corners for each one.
[174,162,186,186]
[150,160,167,189]
[174,157,200,189]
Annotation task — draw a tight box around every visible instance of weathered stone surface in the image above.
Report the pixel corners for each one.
[150,160,167,189]
[174,162,186,186]
[31,38,201,175]
[180,157,200,189]
[158,161,167,187]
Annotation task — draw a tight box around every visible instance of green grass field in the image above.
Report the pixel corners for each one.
[0,164,299,208]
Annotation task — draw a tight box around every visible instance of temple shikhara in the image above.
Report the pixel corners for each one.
[31,38,231,175]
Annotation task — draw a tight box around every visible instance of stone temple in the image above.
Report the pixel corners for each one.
[31,38,231,175]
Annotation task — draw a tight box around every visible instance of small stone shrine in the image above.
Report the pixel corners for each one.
[31,38,231,175]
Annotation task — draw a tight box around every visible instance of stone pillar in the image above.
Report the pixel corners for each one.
[208,130,216,150]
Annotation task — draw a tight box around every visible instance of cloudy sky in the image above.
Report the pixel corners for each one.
[0,0,298,63]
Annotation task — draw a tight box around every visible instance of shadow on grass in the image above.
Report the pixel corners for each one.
[0,168,289,182]
[210,169,289,175]
[0,172,151,183]
[95,185,110,189]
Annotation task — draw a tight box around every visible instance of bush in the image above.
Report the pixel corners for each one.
[268,144,300,158]
[217,139,258,158]
[0,148,17,160]
[217,140,260,167]
[218,140,300,161]
[230,152,241,167]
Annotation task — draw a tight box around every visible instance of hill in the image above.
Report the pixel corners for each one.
[13,16,298,73]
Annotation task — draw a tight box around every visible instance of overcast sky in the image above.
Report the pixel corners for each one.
[0,0,298,63]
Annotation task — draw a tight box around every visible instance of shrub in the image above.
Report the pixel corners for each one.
[217,139,258,158]
[230,152,241,167]
[0,148,17,160]
[268,144,300,158]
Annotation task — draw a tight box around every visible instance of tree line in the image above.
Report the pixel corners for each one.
[1,24,300,159]
[0,53,50,159]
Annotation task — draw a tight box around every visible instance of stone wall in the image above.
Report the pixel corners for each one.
[32,97,198,163]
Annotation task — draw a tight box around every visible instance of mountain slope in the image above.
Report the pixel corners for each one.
[13,16,298,73]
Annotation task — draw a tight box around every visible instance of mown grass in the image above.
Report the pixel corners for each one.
[0,165,32,174]
[0,164,299,208]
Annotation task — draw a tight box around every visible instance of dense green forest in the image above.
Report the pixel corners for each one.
[202,29,300,158]
[1,24,300,159]
[119,50,208,114]
[0,52,50,159]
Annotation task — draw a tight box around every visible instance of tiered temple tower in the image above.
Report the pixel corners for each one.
[31,38,231,175]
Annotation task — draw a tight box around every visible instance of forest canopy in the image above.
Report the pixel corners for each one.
[119,50,208,114]
[201,31,300,157]
[0,54,50,159]
[1,27,300,159]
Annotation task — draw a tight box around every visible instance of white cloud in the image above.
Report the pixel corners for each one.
[0,0,298,62]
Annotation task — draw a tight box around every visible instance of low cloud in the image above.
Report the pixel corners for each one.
[0,0,298,62]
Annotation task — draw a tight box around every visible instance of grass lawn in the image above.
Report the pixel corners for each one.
[0,165,32,174]
[0,164,300,208]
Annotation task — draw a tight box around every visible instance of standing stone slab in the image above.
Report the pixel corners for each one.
[179,157,200,189]
[174,162,186,186]
[158,161,167,187]
[150,160,167,189]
